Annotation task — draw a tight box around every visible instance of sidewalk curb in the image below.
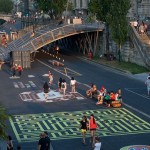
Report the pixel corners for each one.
[80,56,149,82]
[80,56,131,74]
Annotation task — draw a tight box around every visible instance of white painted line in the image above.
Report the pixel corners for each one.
[37,59,68,77]
[37,59,150,120]
[65,67,82,76]
[125,88,150,100]
[123,102,150,119]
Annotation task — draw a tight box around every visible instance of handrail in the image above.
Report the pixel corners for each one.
[129,25,150,68]
[21,23,104,50]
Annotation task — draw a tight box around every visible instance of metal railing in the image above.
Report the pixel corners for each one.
[129,25,150,68]
[3,22,104,57]
[20,22,104,51]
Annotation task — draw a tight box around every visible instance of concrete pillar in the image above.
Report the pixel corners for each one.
[103,29,106,54]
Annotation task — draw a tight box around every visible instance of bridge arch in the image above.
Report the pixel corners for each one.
[6,23,105,68]
[0,14,12,21]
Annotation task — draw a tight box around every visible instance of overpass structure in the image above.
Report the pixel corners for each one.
[0,14,12,21]
[0,22,105,67]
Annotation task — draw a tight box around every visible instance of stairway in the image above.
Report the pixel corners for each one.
[129,25,150,68]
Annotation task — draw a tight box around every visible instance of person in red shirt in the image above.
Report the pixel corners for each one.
[110,91,116,101]
[89,114,98,148]
[17,64,23,77]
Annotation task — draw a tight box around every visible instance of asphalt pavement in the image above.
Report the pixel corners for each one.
[0,52,150,150]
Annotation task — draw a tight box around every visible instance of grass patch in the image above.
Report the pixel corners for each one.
[92,57,149,74]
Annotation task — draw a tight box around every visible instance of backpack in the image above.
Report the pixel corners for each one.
[61,83,65,88]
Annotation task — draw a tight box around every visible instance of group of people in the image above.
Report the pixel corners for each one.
[132,20,148,36]
[11,64,23,77]
[43,72,77,99]
[58,77,77,95]
[80,114,101,150]
[86,84,122,107]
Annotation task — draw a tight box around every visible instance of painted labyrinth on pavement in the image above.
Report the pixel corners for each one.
[10,108,150,142]
[13,81,37,89]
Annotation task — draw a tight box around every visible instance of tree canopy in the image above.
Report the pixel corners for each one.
[0,105,10,139]
[88,0,131,61]
[0,0,13,14]
[34,0,73,19]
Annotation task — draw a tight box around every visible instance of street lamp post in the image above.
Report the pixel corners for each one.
[65,0,69,24]
[136,0,142,19]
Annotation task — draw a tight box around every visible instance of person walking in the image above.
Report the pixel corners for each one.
[80,116,88,144]
[7,135,13,150]
[58,77,63,93]
[89,114,98,148]
[43,82,50,100]
[145,76,150,96]
[61,79,67,97]
[70,77,76,92]
[44,131,51,150]
[17,64,23,77]
[49,73,53,86]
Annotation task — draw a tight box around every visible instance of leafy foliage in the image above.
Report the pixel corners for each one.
[107,0,130,46]
[88,0,131,61]
[0,105,10,139]
[0,0,13,14]
[34,0,73,19]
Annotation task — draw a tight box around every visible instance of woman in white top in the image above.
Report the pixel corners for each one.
[70,77,76,92]
[94,136,101,150]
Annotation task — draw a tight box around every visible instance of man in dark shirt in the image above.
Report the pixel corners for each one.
[38,133,47,150]
[44,131,51,150]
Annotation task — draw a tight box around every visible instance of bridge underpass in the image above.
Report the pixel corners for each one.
[2,22,105,68]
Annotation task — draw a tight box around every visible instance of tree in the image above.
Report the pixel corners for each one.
[88,0,112,54]
[107,0,130,62]
[0,105,10,139]
[88,0,130,60]
[34,0,72,19]
[0,0,13,14]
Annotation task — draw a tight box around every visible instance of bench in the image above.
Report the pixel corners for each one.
[110,100,122,108]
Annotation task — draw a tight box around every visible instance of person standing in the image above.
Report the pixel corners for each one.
[61,79,67,97]
[17,64,23,77]
[43,82,50,100]
[145,76,150,96]
[38,133,47,150]
[44,131,51,150]
[89,114,98,148]
[94,137,102,150]
[70,77,76,92]
[11,65,16,77]
[0,59,4,70]
[49,73,53,86]
[7,135,13,150]
[80,116,88,144]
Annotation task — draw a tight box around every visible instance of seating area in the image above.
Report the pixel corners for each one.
[86,85,122,108]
